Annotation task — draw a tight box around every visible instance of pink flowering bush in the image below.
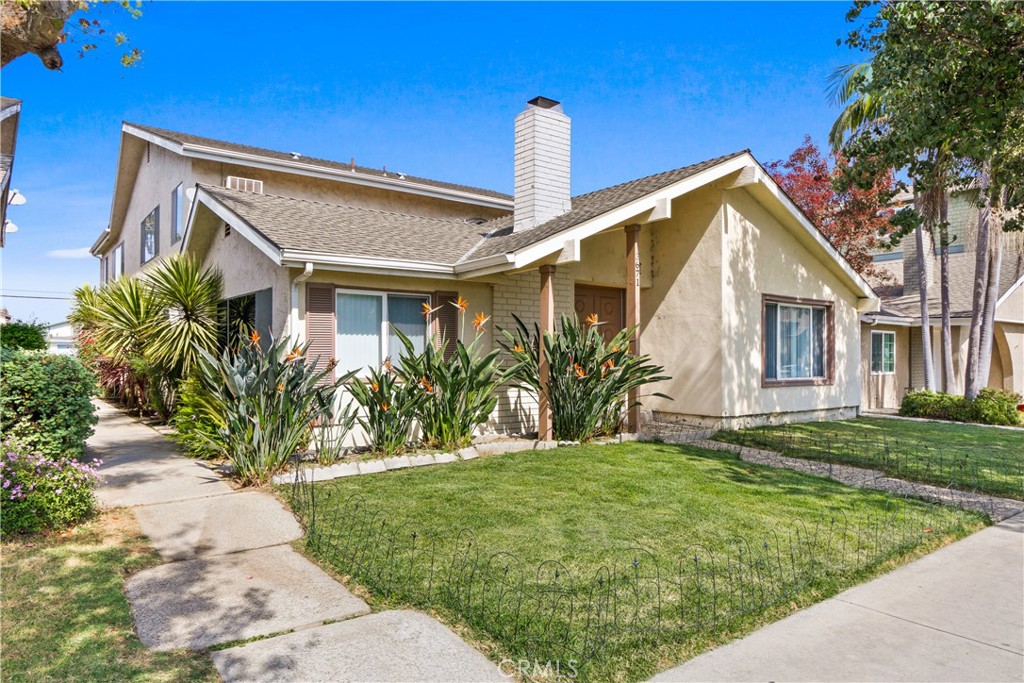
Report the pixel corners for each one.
[0,445,102,536]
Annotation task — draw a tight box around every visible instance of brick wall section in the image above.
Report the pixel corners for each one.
[490,265,576,433]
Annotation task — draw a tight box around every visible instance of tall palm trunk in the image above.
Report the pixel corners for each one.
[965,163,991,399]
[938,194,954,392]
[914,220,936,391]
[978,192,1005,389]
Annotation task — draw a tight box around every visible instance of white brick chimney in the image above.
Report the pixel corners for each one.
[514,96,571,232]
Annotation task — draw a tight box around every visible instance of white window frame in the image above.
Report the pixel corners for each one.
[113,243,124,278]
[141,207,159,264]
[171,183,185,243]
[334,288,430,377]
[870,330,896,375]
[775,303,825,381]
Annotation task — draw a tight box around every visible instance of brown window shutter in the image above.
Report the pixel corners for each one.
[306,284,336,376]
[433,290,459,361]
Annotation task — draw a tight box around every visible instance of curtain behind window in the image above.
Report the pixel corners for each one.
[337,292,382,374]
[812,307,825,377]
[765,303,778,380]
[388,295,428,366]
[779,305,812,378]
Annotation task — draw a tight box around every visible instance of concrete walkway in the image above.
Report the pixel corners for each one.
[653,512,1024,682]
[89,400,504,682]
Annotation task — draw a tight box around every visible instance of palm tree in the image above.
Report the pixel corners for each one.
[828,61,938,391]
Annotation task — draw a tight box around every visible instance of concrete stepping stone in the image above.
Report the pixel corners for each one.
[126,545,369,651]
[134,491,302,561]
[211,610,506,682]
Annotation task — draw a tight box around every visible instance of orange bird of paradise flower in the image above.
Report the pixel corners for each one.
[276,382,284,392]
[585,313,600,326]
[574,363,586,378]
[451,295,469,312]
[371,381,380,392]
[286,345,302,361]
[421,301,442,319]
[249,329,261,345]
[513,343,524,353]
[472,311,490,332]
[420,375,433,393]
[383,357,393,373]
[380,402,390,412]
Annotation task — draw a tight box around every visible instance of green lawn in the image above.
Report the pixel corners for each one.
[715,417,1024,500]
[1,509,219,683]
[287,442,982,682]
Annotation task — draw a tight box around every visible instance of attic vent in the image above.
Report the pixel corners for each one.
[226,176,264,194]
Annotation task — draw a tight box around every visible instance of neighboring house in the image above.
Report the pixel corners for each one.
[1,96,21,248]
[45,320,77,355]
[92,97,880,434]
[861,191,1024,410]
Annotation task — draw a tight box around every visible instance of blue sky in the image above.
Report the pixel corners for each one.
[1,1,860,324]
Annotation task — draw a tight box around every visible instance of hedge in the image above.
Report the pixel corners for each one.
[899,388,1023,426]
[0,351,98,458]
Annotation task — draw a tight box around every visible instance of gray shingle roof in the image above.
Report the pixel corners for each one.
[873,249,1024,319]
[198,150,754,269]
[461,150,749,261]
[200,185,491,265]
[128,123,513,202]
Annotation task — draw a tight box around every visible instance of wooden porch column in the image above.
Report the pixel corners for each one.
[538,264,556,441]
[625,224,642,433]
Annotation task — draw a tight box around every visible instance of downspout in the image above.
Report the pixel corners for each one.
[289,262,314,342]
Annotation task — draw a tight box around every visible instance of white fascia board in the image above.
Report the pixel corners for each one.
[179,145,512,211]
[0,102,21,122]
[747,162,878,300]
[194,188,283,266]
[178,184,202,255]
[281,252,458,280]
[90,227,112,255]
[453,252,514,275]
[121,124,186,155]
[504,155,753,271]
[995,274,1024,309]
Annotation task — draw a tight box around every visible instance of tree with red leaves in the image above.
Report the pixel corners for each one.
[767,135,895,280]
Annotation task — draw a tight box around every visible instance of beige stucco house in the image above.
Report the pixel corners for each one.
[860,191,1024,411]
[91,97,881,435]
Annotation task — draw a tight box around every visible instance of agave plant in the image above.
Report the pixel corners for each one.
[195,335,357,485]
[393,326,505,450]
[499,313,671,442]
[347,360,423,456]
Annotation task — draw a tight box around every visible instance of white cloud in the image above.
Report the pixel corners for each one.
[46,247,94,259]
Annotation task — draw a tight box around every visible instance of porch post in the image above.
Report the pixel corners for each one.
[625,224,642,433]
[538,264,556,441]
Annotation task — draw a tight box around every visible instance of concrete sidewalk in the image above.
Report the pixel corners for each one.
[653,513,1024,682]
[90,400,504,681]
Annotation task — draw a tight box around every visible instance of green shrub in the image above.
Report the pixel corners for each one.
[170,375,223,459]
[0,445,102,536]
[394,326,504,450]
[899,388,1023,426]
[0,320,47,351]
[195,335,356,485]
[0,351,98,458]
[347,361,423,455]
[973,388,1023,426]
[499,314,670,442]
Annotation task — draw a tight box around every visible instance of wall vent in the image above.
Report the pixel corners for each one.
[226,176,264,194]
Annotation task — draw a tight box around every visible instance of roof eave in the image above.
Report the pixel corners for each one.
[123,123,513,211]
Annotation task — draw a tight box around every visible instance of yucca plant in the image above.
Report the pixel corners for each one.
[195,334,357,485]
[347,360,423,456]
[393,322,505,450]
[145,254,224,383]
[499,313,671,442]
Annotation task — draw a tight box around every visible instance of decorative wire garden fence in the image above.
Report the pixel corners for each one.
[283,463,979,676]
[720,426,1024,500]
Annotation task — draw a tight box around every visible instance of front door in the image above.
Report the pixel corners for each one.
[574,285,625,344]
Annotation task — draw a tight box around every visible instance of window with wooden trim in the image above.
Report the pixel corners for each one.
[335,289,430,376]
[141,207,158,264]
[870,330,896,375]
[762,295,833,386]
